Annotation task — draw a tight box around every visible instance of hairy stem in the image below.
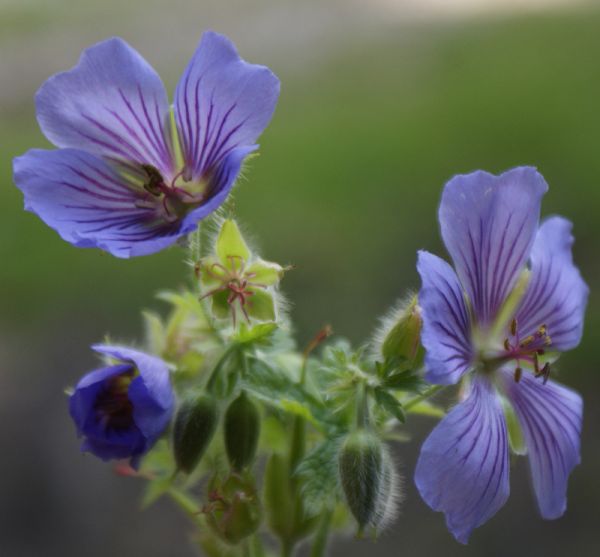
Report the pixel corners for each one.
[403,384,444,412]
[205,343,238,393]
[166,486,201,525]
[309,509,333,557]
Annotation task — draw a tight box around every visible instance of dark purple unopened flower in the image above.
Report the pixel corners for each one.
[414,167,588,543]
[13,32,280,257]
[69,345,174,467]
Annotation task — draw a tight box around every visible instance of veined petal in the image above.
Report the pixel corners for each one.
[92,345,174,411]
[174,31,279,179]
[36,37,174,175]
[417,251,472,385]
[514,217,589,351]
[415,375,509,544]
[439,167,548,326]
[502,370,582,519]
[178,145,257,236]
[13,148,183,258]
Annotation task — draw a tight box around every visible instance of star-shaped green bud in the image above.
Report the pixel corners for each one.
[197,219,286,325]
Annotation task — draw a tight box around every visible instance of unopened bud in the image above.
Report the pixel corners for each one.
[205,473,262,544]
[224,391,261,471]
[173,392,219,474]
[338,430,401,534]
[376,295,422,364]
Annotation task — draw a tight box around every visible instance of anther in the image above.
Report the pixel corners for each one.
[535,362,551,384]
[510,318,518,337]
[514,367,522,383]
[503,338,511,351]
[520,335,535,348]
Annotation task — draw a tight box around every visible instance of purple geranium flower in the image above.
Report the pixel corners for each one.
[414,167,588,543]
[13,32,280,257]
[69,345,174,467]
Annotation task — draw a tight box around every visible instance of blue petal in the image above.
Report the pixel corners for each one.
[502,370,582,519]
[68,363,133,433]
[81,429,146,462]
[13,148,183,258]
[514,217,589,351]
[439,167,548,326]
[35,37,174,176]
[92,345,174,411]
[178,144,257,234]
[174,31,280,179]
[415,375,510,544]
[417,251,472,385]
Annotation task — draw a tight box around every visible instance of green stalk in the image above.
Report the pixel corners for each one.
[205,343,238,393]
[309,509,333,557]
[355,382,369,429]
[403,384,444,412]
[166,486,201,525]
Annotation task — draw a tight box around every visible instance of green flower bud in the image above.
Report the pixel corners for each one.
[224,391,261,471]
[375,294,422,364]
[172,393,219,474]
[197,219,287,326]
[205,473,262,545]
[338,430,401,534]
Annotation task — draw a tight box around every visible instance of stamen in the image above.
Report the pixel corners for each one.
[502,319,553,387]
[519,335,535,348]
[514,367,522,383]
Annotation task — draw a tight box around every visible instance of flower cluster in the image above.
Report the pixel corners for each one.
[12,30,589,555]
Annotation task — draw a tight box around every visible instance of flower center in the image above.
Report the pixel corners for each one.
[502,318,552,384]
[94,372,135,431]
[135,164,209,223]
[199,256,267,325]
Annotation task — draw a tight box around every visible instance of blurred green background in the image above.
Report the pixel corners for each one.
[1,0,599,555]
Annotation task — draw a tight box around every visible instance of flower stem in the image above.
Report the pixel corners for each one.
[309,509,333,557]
[166,486,201,524]
[355,382,369,429]
[403,384,444,412]
[205,343,238,393]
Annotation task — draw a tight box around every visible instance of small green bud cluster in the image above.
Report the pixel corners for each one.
[172,389,261,475]
[196,219,287,326]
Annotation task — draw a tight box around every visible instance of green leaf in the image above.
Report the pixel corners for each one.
[234,322,278,345]
[280,399,315,424]
[246,259,284,286]
[141,476,172,509]
[405,400,445,418]
[383,368,424,392]
[242,357,340,433]
[295,440,341,516]
[246,288,276,321]
[373,388,405,423]
[143,311,165,354]
[198,256,228,287]
[216,219,250,264]
[211,290,231,320]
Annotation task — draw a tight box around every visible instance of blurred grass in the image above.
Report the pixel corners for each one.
[2,6,600,557]
[2,8,599,357]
